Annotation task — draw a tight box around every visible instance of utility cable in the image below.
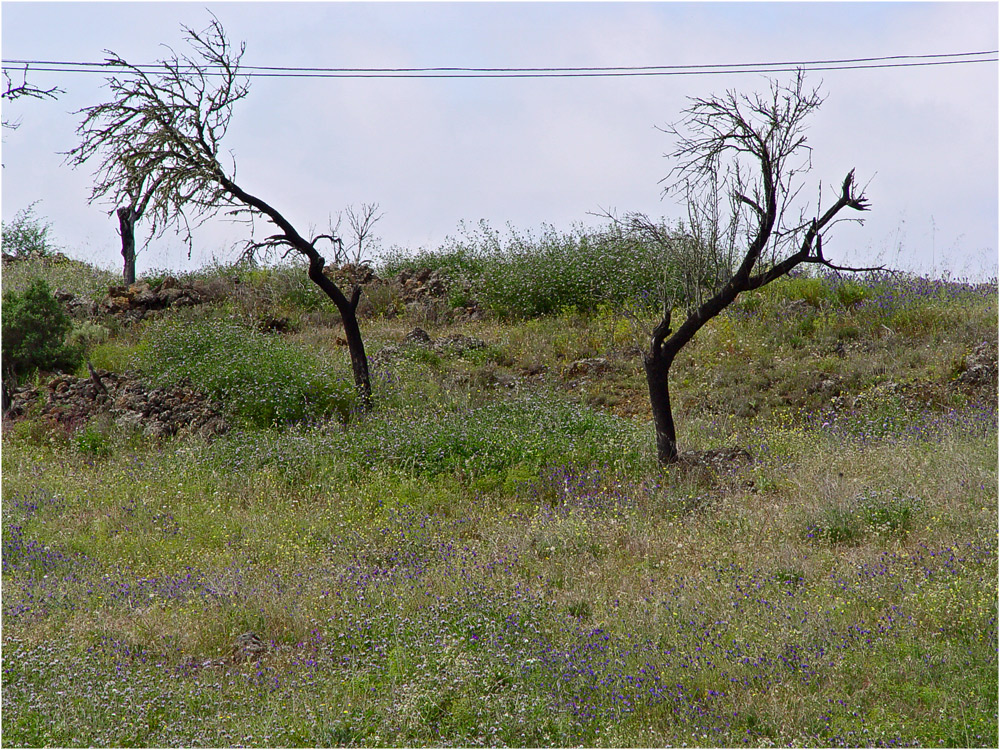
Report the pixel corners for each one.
[2,50,997,79]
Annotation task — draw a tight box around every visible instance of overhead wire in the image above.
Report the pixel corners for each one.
[2,50,997,79]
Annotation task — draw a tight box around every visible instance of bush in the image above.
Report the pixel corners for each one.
[2,278,82,383]
[1,203,58,259]
[133,317,356,427]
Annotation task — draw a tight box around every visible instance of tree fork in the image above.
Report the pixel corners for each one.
[307,256,373,411]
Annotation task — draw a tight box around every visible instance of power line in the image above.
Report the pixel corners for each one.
[3,50,997,79]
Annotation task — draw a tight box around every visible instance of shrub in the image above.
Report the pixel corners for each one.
[133,317,356,427]
[1,278,83,383]
[1,203,58,259]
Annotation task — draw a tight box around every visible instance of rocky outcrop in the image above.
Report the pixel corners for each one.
[4,369,228,439]
[99,277,225,318]
[395,267,448,302]
[956,340,998,389]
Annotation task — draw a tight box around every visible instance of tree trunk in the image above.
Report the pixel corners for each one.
[306,259,373,412]
[212,173,375,412]
[644,348,679,464]
[117,206,138,285]
[340,303,373,412]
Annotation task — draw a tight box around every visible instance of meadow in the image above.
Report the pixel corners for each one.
[2,226,997,747]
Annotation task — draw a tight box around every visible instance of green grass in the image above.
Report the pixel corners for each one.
[2,251,997,747]
[131,313,357,427]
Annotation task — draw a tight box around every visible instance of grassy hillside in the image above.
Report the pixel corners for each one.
[2,244,997,747]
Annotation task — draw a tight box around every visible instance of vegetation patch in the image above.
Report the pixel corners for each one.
[133,316,356,427]
[2,248,996,747]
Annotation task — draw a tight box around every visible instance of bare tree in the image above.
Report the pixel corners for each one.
[620,73,876,465]
[64,17,375,410]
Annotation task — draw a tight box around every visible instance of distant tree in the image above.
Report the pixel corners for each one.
[617,73,876,464]
[64,17,375,410]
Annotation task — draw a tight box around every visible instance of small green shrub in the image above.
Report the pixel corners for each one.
[2,278,83,383]
[1,203,58,259]
[779,276,828,307]
[133,317,355,427]
[66,320,110,353]
[833,280,868,308]
[73,419,114,458]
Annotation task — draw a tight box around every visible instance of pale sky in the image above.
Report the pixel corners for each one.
[2,2,998,279]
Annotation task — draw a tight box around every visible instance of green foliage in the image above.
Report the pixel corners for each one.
[1,278,82,382]
[66,320,110,353]
[133,317,355,427]
[73,419,114,458]
[804,490,922,545]
[804,503,867,545]
[380,220,678,318]
[1,203,58,259]
[858,490,922,536]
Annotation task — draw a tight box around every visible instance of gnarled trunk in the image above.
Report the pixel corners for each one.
[644,347,679,465]
[117,206,138,285]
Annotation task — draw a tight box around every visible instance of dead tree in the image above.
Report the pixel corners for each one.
[63,16,374,410]
[621,73,876,464]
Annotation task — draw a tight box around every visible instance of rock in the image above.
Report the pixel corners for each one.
[159,287,186,306]
[957,341,998,388]
[395,267,450,303]
[326,263,376,287]
[371,344,401,367]
[231,632,268,663]
[97,277,223,318]
[433,334,486,354]
[403,327,432,346]
[567,357,611,378]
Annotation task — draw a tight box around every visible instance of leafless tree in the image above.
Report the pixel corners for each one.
[63,16,375,410]
[619,72,876,464]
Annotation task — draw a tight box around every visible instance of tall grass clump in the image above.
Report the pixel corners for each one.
[381,220,682,317]
[133,317,355,427]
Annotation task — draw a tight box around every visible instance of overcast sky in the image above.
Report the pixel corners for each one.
[2,2,997,279]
